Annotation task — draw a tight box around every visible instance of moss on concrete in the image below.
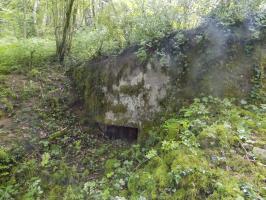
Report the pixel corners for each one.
[110,103,128,114]
[119,80,144,96]
[70,18,266,131]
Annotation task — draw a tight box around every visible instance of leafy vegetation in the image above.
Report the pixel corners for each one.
[1,92,265,199]
[0,0,265,199]
[0,38,55,74]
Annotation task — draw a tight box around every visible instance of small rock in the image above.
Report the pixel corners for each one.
[242,143,253,151]
[240,99,247,105]
[253,147,266,164]
[230,149,236,154]
[246,139,256,144]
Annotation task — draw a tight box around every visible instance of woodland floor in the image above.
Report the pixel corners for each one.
[0,64,129,181]
[1,63,265,199]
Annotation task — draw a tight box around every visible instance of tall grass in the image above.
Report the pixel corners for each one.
[0,37,55,74]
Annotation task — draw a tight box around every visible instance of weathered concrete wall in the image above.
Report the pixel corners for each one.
[72,17,266,127]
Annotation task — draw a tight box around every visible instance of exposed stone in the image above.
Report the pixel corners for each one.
[253,147,266,164]
[242,143,254,151]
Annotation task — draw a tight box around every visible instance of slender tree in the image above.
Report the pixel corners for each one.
[56,0,75,63]
[32,0,40,36]
[23,0,27,38]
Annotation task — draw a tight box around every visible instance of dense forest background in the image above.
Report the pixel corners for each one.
[0,0,266,200]
[1,0,265,63]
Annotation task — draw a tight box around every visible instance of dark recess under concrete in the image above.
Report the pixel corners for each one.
[105,125,138,142]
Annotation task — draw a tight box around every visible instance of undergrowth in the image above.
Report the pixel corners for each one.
[0,95,265,199]
[0,38,55,74]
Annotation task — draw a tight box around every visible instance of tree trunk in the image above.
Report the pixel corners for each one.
[23,0,27,38]
[33,0,40,36]
[42,0,49,35]
[57,0,75,63]
[91,0,96,18]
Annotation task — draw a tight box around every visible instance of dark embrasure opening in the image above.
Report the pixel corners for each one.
[105,125,138,142]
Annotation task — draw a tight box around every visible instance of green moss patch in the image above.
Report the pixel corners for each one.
[119,81,144,96]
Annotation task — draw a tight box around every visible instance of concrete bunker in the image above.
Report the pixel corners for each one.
[72,17,266,138]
